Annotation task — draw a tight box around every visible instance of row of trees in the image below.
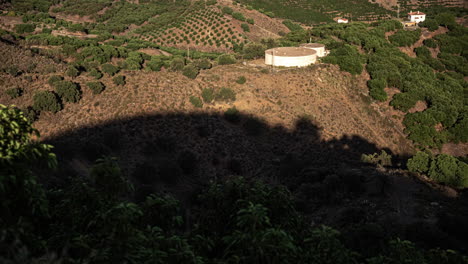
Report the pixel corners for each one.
[1,104,466,263]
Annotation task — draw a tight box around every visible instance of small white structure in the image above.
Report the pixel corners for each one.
[300,43,327,57]
[408,11,426,23]
[337,18,349,24]
[265,47,317,67]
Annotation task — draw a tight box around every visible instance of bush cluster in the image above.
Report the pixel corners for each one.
[87,82,105,94]
[408,152,468,188]
[54,81,81,103]
[33,91,62,113]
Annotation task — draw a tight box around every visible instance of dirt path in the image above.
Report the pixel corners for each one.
[399,26,448,57]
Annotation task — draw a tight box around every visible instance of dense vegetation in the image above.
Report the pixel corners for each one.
[237,0,394,24]
[282,15,467,149]
[1,104,467,263]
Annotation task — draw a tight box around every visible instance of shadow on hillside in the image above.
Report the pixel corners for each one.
[43,110,468,254]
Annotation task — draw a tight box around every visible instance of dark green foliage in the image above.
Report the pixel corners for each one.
[147,56,166,71]
[87,82,105,95]
[389,29,421,47]
[408,153,468,188]
[6,87,23,99]
[242,42,266,59]
[21,106,39,123]
[435,13,457,28]
[112,75,126,86]
[201,88,214,103]
[282,20,303,31]
[194,58,212,70]
[322,44,363,75]
[420,19,439,31]
[47,75,63,86]
[222,6,233,15]
[415,46,431,58]
[33,91,62,113]
[124,52,144,70]
[101,64,119,76]
[236,76,246,84]
[170,57,185,71]
[407,151,430,173]
[89,68,103,79]
[217,54,237,65]
[54,81,81,103]
[224,107,241,123]
[66,65,80,77]
[241,23,250,32]
[182,64,199,79]
[368,79,387,102]
[232,12,246,21]
[215,87,236,102]
[14,24,35,34]
[189,96,203,108]
[247,18,254,25]
[423,39,437,48]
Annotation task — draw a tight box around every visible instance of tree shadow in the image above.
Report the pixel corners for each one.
[44,110,468,254]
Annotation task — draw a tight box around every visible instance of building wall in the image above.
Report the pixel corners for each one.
[303,47,326,57]
[265,53,316,67]
[409,15,426,23]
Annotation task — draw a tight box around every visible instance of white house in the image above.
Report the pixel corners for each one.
[408,11,426,23]
[337,18,349,24]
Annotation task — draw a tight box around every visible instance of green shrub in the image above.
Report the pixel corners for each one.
[217,54,237,65]
[232,12,246,21]
[241,23,250,32]
[201,87,214,103]
[389,29,421,47]
[170,57,185,71]
[112,75,126,86]
[361,150,392,166]
[407,151,430,173]
[101,64,119,76]
[428,154,468,188]
[282,20,303,31]
[423,39,437,48]
[420,19,439,31]
[194,58,212,70]
[66,66,80,77]
[33,91,62,113]
[87,82,105,94]
[368,79,387,101]
[89,68,103,79]
[242,42,266,59]
[216,87,236,102]
[147,57,165,71]
[182,64,199,79]
[6,87,23,99]
[224,107,240,123]
[54,81,81,103]
[236,76,246,84]
[246,18,254,25]
[22,106,39,123]
[222,6,233,15]
[48,75,63,86]
[189,96,203,108]
[15,23,35,34]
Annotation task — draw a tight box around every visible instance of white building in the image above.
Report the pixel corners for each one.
[300,43,327,57]
[265,47,317,67]
[337,18,349,24]
[408,11,426,23]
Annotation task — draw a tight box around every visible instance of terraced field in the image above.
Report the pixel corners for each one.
[139,8,248,52]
